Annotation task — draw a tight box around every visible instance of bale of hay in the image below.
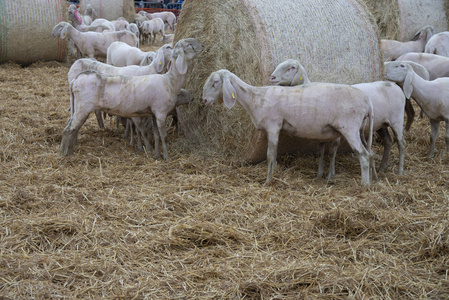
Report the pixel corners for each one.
[0,0,67,66]
[80,0,135,22]
[175,0,383,164]
[362,0,449,41]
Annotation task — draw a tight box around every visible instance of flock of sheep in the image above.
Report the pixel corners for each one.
[56,4,449,188]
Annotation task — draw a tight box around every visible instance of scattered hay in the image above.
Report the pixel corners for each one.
[174,0,383,163]
[0,0,67,66]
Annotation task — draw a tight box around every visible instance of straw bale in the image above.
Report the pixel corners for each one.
[362,0,449,40]
[175,0,383,164]
[80,0,135,22]
[0,0,67,66]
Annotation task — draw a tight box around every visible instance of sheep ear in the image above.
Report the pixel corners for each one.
[291,67,305,86]
[403,65,414,99]
[223,75,236,109]
[61,24,68,39]
[154,49,165,73]
[175,53,187,75]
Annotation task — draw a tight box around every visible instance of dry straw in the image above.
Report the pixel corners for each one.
[362,0,449,40]
[0,0,67,66]
[80,0,135,22]
[175,0,383,163]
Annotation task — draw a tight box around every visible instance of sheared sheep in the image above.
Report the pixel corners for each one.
[52,22,138,59]
[385,61,449,156]
[140,11,176,31]
[396,52,449,80]
[106,41,155,67]
[380,25,435,61]
[202,69,374,187]
[270,59,405,176]
[424,32,449,57]
[61,38,203,159]
[140,18,166,45]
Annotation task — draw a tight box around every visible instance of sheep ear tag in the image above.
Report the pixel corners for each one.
[61,25,68,39]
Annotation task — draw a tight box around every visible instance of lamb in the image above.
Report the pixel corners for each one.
[140,11,176,31]
[385,61,449,156]
[380,25,435,61]
[61,38,203,159]
[140,18,166,45]
[53,22,138,59]
[424,32,449,57]
[396,52,449,80]
[202,69,374,187]
[106,41,155,67]
[134,13,148,28]
[270,59,405,176]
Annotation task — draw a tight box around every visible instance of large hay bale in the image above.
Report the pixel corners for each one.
[0,0,67,66]
[175,0,383,163]
[362,0,449,41]
[80,0,135,22]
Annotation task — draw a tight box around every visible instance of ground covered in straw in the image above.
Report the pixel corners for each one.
[1,54,448,298]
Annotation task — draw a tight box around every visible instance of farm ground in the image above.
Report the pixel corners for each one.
[0,48,448,298]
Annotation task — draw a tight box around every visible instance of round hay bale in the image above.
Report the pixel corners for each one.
[80,0,135,22]
[0,0,67,66]
[362,0,449,41]
[175,0,383,164]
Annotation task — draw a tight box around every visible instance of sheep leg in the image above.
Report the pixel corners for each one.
[60,113,90,156]
[377,128,392,173]
[151,116,162,159]
[391,124,406,175]
[155,116,169,160]
[317,142,325,178]
[342,132,370,187]
[265,131,279,185]
[134,117,152,153]
[429,119,440,157]
[95,110,105,128]
[326,137,340,180]
[404,98,415,132]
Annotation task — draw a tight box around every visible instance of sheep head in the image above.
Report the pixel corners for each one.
[270,59,310,86]
[385,62,414,99]
[172,38,203,74]
[203,70,236,109]
[52,22,70,39]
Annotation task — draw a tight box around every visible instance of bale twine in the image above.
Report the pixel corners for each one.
[175,0,383,164]
[362,0,449,41]
[0,0,67,66]
[80,0,135,22]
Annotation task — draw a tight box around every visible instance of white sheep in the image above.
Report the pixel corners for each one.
[385,61,449,156]
[270,59,405,176]
[68,43,172,83]
[89,18,116,31]
[52,22,138,59]
[61,38,203,159]
[380,25,435,61]
[396,52,449,80]
[134,13,149,28]
[141,11,176,31]
[106,41,155,67]
[111,18,130,31]
[202,70,374,187]
[140,18,165,45]
[82,4,97,25]
[425,32,449,57]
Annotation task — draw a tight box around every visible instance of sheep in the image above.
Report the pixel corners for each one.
[52,22,138,59]
[126,23,140,41]
[106,41,155,67]
[140,18,166,45]
[202,69,374,187]
[140,11,176,31]
[128,89,193,151]
[396,52,449,80]
[380,25,435,61]
[61,38,203,159]
[90,18,116,31]
[385,61,449,156]
[82,4,97,25]
[270,59,405,176]
[134,13,149,28]
[68,43,172,83]
[424,32,449,57]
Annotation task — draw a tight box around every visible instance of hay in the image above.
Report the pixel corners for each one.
[80,0,135,22]
[174,0,382,163]
[0,0,67,66]
[1,61,449,298]
[362,0,449,40]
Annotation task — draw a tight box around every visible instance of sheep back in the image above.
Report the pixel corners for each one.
[79,0,135,23]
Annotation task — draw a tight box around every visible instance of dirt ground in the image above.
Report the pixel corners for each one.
[0,41,448,298]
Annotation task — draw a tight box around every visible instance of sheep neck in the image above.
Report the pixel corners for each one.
[409,72,443,120]
[162,58,186,92]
